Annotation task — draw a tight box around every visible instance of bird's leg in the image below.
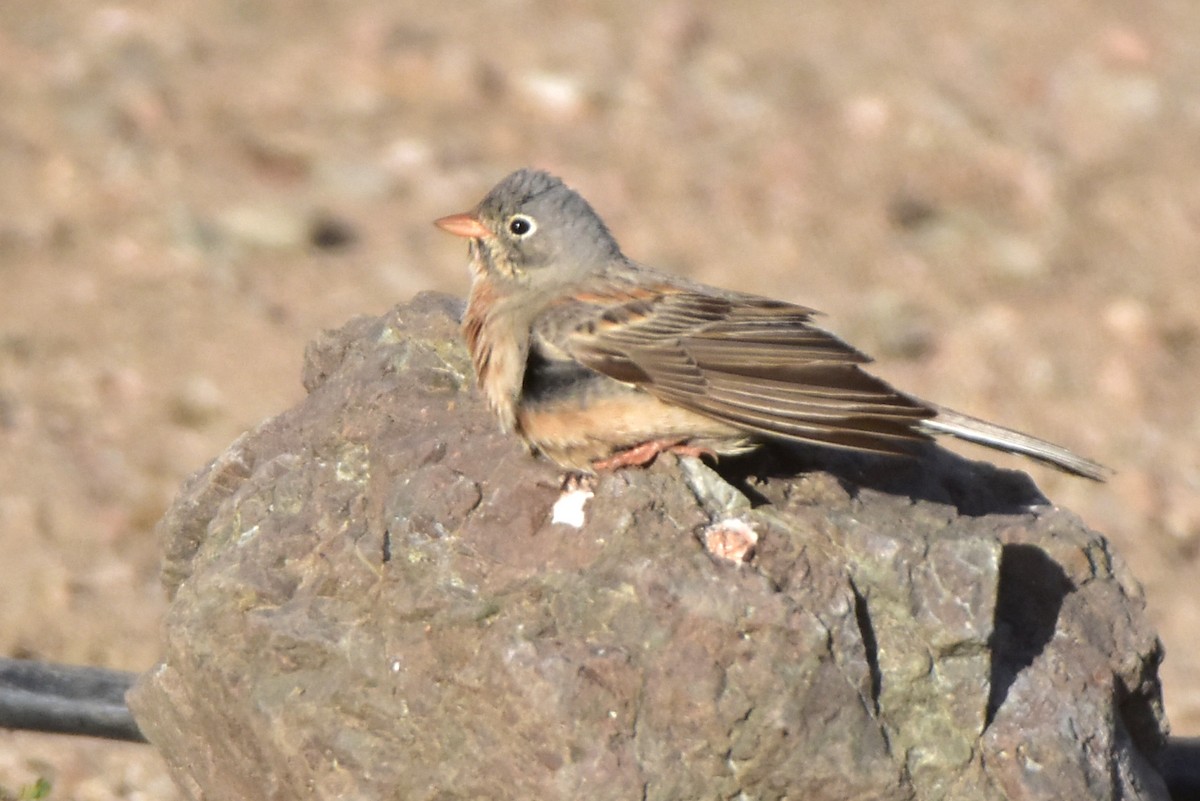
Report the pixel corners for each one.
[591,440,669,471]
[591,439,716,471]
[666,442,718,461]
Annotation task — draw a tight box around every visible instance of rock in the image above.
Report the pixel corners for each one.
[127,292,1171,801]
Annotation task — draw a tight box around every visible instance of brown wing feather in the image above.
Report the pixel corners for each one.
[545,287,935,455]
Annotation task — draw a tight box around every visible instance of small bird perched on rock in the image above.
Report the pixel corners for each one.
[435,168,1107,480]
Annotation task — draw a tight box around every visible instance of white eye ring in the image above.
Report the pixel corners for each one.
[507,214,536,238]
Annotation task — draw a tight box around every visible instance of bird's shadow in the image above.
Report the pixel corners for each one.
[710,440,1048,517]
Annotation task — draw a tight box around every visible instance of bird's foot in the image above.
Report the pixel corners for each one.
[591,439,716,471]
[559,472,597,493]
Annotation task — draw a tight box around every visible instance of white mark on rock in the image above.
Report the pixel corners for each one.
[551,487,594,528]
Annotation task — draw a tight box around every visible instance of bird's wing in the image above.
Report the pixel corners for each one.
[535,283,934,455]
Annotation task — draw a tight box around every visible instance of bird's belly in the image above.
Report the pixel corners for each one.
[516,381,749,470]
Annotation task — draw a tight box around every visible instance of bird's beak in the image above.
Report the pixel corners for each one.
[434,212,490,239]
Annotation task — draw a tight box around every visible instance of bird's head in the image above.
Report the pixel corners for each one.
[435,169,621,288]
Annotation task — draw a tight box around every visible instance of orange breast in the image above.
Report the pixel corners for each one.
[462,277,525,432]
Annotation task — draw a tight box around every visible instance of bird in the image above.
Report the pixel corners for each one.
[434,168,1108,481]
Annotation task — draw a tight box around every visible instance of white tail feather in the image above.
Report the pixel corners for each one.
[918,406,1110,481]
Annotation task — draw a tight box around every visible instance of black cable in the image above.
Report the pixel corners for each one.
[0,657,145,742]
[1163,737,1200,801]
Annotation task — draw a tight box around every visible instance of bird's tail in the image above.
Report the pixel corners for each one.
[918,405,1111,481]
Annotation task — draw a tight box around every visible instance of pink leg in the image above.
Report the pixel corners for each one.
[591,439,716,472]
[666,442,717,461]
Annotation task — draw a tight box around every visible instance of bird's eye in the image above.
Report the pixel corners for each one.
[507,215,536,237]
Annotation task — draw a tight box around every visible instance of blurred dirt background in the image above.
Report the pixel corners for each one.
[1,1,1197,797]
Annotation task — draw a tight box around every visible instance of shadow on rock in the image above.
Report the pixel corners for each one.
[712,438,1048,517]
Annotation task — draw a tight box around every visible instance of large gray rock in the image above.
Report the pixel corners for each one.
[128,292,1171,801]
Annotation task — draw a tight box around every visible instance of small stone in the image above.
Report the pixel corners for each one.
[169,376,224,429]
[1103,297,1152,344]
[701,518,758,564]
[307,214,357,251]
[843,95,892,139]
[519,72,587,118]
[986,232,1047,280]
[216,203,308,251]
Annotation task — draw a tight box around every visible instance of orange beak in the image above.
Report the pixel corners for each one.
[433,212,490,239]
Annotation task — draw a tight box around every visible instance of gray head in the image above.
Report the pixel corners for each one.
[435,169,622,286]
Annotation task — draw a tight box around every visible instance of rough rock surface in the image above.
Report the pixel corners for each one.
[128,292,1171,801]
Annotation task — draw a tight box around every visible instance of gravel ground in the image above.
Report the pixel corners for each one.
[1,2,1198,797]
